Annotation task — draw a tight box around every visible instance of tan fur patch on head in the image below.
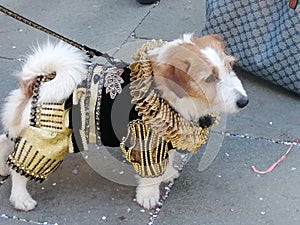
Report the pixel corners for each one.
[21,78,37,99]
[151,42,211,102]
[224,55,236,69]
[192,34,225,52]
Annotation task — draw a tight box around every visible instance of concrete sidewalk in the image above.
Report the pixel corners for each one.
[0,1,299,225]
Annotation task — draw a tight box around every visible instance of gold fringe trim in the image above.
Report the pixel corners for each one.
[8,126,71,182]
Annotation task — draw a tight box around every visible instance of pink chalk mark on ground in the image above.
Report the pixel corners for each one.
[251,140,300,174]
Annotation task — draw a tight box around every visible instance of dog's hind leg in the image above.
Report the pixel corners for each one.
[0,134,14,176]
[10,170,37,211]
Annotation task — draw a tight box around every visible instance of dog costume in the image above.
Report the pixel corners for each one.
[7,40,217,182]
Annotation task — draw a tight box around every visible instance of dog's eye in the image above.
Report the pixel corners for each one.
[204,74,218,83]
[204,66,219,83]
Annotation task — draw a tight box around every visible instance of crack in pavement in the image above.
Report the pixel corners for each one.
[0,214,59,225]
[0,56,25,61]
[119,1,160,50]
[145,153,190,225]
[220,131,300,146]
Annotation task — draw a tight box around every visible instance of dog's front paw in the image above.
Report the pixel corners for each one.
[10,192,37,211]
[136,184,160,209]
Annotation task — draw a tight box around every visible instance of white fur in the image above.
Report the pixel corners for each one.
[174,97,210,122]
[173,33,194,45]
[210,71,247,113]
[136,150,179,209]
[0,42,87,211]
[21,41,87,102]
[1,89,31,137]
[10,170,37,211]
[200,47,247,114]
[149,33,195,63]
[0,134,12,176]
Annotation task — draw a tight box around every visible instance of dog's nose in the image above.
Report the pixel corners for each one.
[236,96,249,108]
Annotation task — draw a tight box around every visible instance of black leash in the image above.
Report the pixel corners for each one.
[0,5,128,68]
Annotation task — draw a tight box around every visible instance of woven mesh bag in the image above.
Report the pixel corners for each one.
[202,0,299,95]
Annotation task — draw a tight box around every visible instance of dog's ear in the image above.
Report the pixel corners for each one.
[152,45,209,99]
[193,34,225,52]
[21,78,36,98]
[206,34,224,44]
[153,63,191,98]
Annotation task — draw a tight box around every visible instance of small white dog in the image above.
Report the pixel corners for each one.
[0,34,248,211]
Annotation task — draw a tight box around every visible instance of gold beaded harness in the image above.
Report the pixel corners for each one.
[7,74,72,182]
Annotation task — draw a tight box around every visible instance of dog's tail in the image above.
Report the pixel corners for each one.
[19,41,87,102]
[1,42,87,136]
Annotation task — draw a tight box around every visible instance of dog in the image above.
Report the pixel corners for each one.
[0,34,248,211]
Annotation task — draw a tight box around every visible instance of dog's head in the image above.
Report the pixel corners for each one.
[149,34,248,122]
